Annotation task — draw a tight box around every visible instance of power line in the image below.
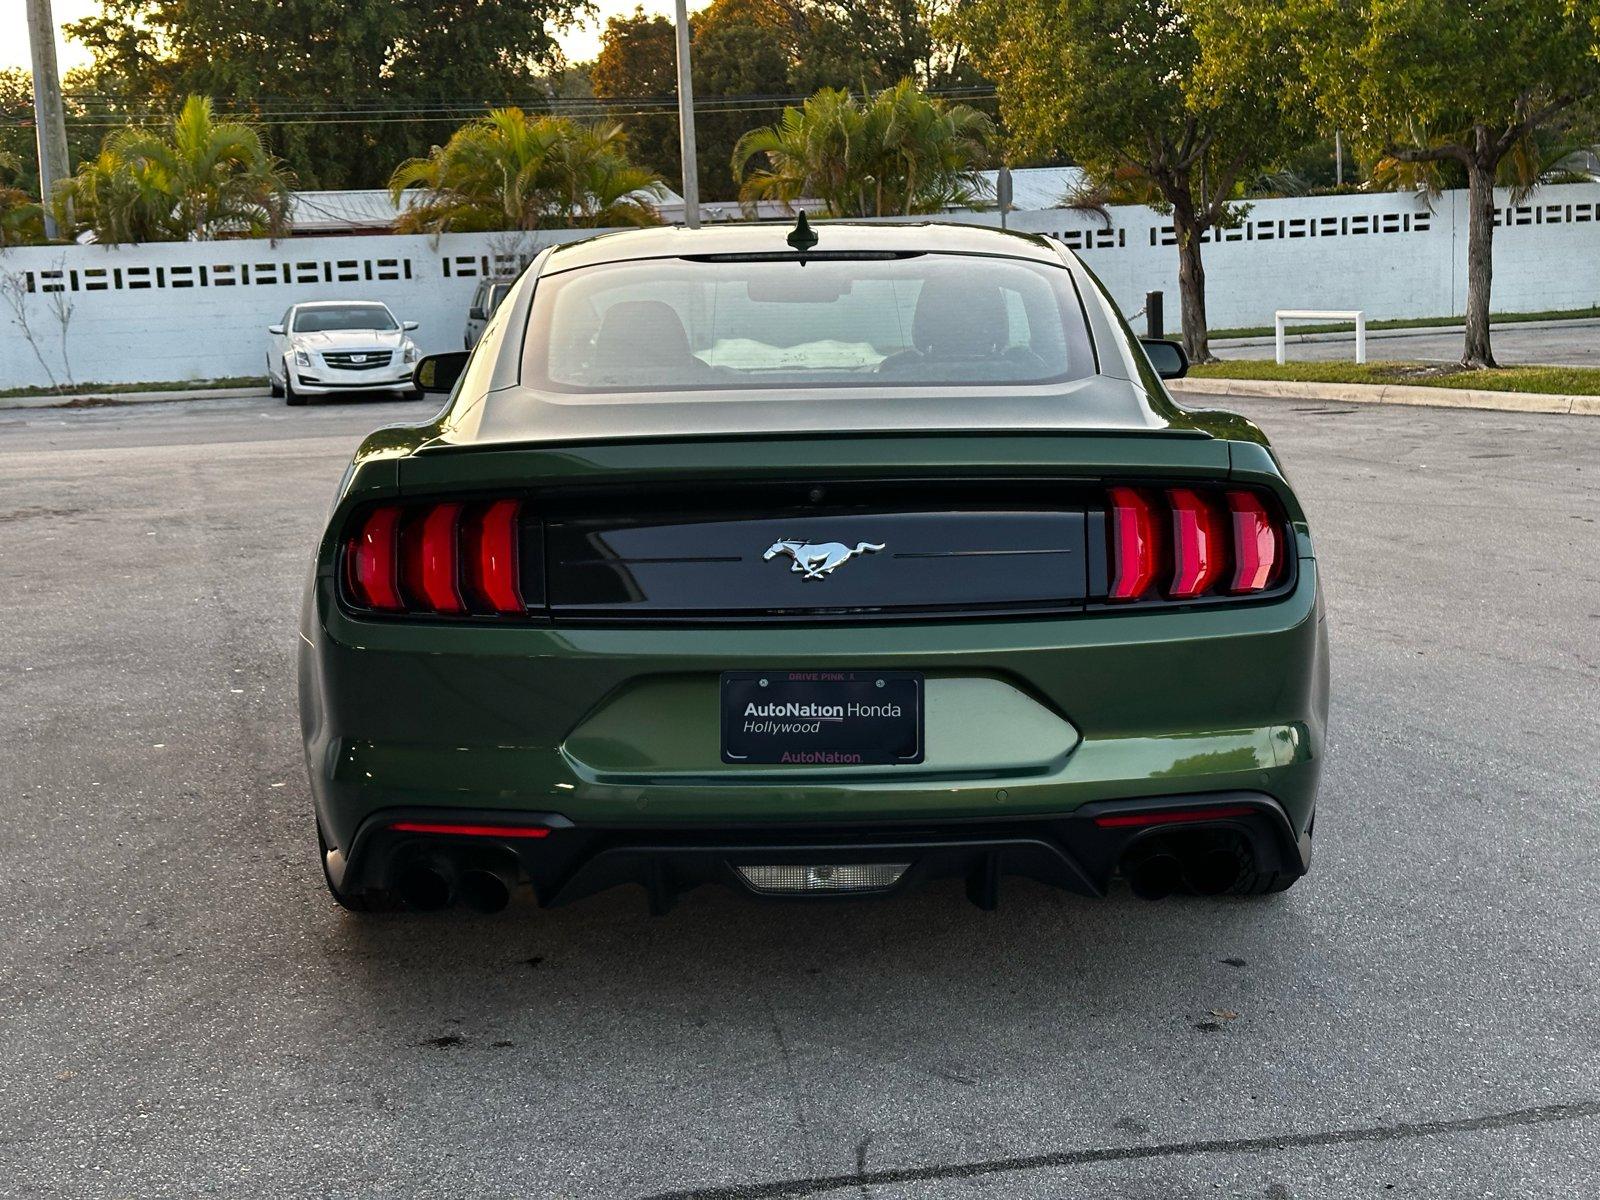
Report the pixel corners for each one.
[0,88,1001,130]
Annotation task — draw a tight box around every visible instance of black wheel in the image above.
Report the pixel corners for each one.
[268,356,283,398]
[318,820,395,913]
[285,366,307,406]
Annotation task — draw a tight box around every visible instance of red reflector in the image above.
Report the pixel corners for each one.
[1093,804,1256,828]
[403,503,465,613]
[464,499,523,614]
[1168,487,1223,599]
[1107,486,1157,600]
[1226,490,1280,592]
[346,506,403,610]
[389,821,551,839]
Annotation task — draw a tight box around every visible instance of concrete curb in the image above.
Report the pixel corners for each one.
[0,386,269,411]
[1171,376,1600,416]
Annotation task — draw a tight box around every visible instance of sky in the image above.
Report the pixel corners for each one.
[0,0,680,76]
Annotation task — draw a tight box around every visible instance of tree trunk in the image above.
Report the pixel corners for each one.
[1170,198,1212,363]
[1461,155,1498,369]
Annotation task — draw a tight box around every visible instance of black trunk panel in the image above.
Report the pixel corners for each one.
[545,508,1087,617]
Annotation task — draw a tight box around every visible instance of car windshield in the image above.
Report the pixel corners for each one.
[521,253,1096,392]
[293,304,397,333]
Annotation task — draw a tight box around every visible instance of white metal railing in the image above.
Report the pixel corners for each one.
[1276,309,1367,364]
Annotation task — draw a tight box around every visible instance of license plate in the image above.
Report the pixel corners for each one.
[721,670,924,765]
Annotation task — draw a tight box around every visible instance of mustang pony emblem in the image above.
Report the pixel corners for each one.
[762,538,886,579]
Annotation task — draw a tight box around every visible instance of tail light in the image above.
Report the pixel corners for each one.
[1107,486,1158,601]
[1105,485,1286,603]
[344,499,531,616]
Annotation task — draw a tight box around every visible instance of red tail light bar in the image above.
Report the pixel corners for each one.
[345,500,527,616]
[1106,486,1286,603]
[388,821,551,839]
[1093,803,1257,828]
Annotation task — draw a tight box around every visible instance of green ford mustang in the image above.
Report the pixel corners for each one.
[298,220,1328,914]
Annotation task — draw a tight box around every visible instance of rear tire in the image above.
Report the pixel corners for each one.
[285,367,307,407]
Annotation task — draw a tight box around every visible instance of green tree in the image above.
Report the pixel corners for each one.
[732,80,993,215]
[590,7,683,184]
[954,0,1309,362]
[1284,0,1600,368]
[66,0,590,189]
[1,69,41,192]
[785,0,985,93]
[58,95,293,243]
[0,151,46,246]
[389,107,664,232]
[691,0,796,199]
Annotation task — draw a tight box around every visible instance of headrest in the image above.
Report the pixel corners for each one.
[911,276,1008,357]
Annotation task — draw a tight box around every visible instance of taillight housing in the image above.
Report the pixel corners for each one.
[1104,485,1287,604]
[343,499,534,617]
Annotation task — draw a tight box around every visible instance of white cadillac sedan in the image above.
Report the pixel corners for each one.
[266,301,423,405]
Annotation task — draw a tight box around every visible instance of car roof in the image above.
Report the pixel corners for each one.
[541,221,1069,273]
[293,299,394,309]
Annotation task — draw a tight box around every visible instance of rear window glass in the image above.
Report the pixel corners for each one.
[521,253,1095,393]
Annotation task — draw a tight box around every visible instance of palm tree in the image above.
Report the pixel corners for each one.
[390,108,665,234]
[58,96,292,244]
[732,83,995,217]
[0,151,45,247]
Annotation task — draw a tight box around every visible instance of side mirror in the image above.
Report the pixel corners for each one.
[1140,337,1189,381]
[414,351,470,395]
[402,320,419,332]
[268,324,285,335]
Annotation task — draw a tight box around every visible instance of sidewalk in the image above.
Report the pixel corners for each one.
[1171,376,1600,416]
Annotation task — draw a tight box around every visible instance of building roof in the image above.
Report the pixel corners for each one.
[287,190,426,233]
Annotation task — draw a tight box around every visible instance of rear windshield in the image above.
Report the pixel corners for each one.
[520,253,1096,392]
[294,304,397,333]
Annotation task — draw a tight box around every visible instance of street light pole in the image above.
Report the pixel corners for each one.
[672,0,700,229]
[25,0,72,239]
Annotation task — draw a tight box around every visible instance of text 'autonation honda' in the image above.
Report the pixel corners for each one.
[298,219,1329,916]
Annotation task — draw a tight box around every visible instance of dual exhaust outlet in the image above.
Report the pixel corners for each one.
[393,856,518,913]
[1122,833,1246,899]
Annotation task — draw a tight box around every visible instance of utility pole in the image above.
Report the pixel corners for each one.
[1335,131,1344,188]
[26,0,72,239]
[672,0,700,229]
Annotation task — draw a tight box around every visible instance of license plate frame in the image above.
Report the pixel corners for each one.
[720,670,924,766]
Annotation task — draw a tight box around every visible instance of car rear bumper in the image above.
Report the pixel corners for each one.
[300,560,1328,905]
[328,792,1310,910]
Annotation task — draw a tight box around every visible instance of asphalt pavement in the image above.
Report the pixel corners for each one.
[1215,317,1600,366]
[1,392,1597,1198]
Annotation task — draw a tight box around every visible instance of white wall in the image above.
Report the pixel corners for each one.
[3,184,1598,391]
